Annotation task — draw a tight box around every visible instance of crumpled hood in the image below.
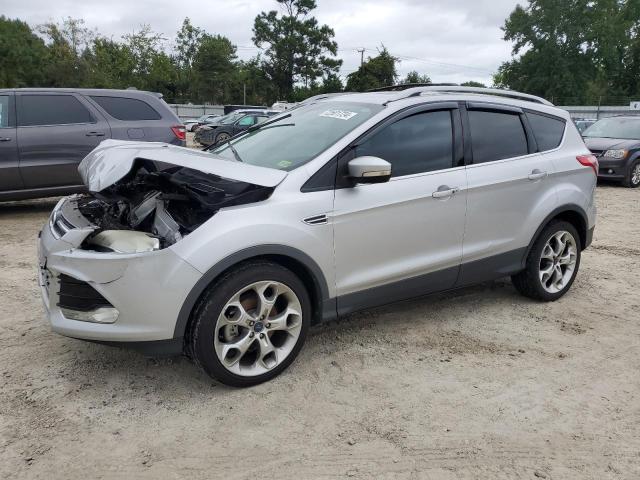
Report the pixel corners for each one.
[78,139,287,192]
[583,137,640,152]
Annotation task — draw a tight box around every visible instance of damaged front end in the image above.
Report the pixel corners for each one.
[75,159,274,252]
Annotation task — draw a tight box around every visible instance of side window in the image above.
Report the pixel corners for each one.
[356,110,454,177]
[237,115,255,126]
[527,112,566,151]
[18,95,94,126]
[468,110,528,163]
[0,96,10,128]
[90,96,161,121]
[255,115,269,124]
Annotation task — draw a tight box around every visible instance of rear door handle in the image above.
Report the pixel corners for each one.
[432,185,459,199]
[0,137,11,142]
[86,131,105,137]
[528,169,548,181]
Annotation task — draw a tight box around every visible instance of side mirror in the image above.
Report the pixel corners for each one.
[348,156,392,184]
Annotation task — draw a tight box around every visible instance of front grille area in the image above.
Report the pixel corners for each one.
[57,274,113,312]
[589,149,604,158]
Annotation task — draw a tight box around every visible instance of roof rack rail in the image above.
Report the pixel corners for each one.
[368,83,459,92]
[383,85,553,106]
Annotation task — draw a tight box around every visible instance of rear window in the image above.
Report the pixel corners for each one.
[18,95,94,126]
[468,110,528,163]
[527,112,566,151]
[90,96,161,121]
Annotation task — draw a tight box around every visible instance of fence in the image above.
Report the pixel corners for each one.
[168,104,225,120]
[560,105,638,120]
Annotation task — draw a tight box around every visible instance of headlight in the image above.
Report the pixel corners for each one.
[603,149,628,159]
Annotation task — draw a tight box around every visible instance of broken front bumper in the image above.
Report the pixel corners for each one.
[38,197,203,349]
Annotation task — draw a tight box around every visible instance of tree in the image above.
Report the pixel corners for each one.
[495,0,640,105]
[0,16,48,88]
[253,0,342,100]
[83,37,135,88]
[192,34,238,104]
[402,71,431,84]
[38,17,95,87]
[461,81,486,87]
[173,18,204,101]
[345,47,398,91]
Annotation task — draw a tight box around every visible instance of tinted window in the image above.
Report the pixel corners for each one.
[0,96,9,128]
[468,110,528,163]
[18,95,93,126]
[356,110,453,177]
[90,96,161,120]
[527,112,565,151]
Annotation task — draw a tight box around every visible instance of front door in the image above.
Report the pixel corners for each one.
[332,105,467,314]
[16,92,111,189]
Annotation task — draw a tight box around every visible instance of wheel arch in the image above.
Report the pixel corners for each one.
[174,245,335,341]
[523,204,590,268]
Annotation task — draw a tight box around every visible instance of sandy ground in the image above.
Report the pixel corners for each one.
[0,183,639,480]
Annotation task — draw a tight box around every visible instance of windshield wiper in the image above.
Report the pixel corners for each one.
[255,122,296,131]
[248,113,292,132]
[226,138,243,162]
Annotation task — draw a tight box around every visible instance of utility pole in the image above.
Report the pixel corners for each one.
[357,48,365,68]
[243,83,246,105]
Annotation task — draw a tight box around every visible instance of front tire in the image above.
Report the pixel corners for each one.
[215,132,231,145]
[189,261,311,387]
[624,159,640,188]
[512,220,581,301]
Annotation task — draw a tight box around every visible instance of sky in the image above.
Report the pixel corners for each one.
[3,0,523,86]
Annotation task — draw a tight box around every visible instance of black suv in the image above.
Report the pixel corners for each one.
[0,88,185,201]
[582,116,640,187]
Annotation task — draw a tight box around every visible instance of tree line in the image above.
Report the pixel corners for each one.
[3,0,637,106]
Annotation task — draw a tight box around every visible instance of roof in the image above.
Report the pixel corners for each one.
[0,87,163,98]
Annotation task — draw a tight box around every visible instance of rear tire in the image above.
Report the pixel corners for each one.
[623,159,640,188]
[188,261,311,387]
[512,220,581,301]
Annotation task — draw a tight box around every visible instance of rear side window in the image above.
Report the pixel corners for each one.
[18,95,93,126]
[90,96,161,121]
[527,112,566,151]
[356,110,454,177]
[468,110,528,163]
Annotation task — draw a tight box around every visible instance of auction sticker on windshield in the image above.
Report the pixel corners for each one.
[320,110,358,120]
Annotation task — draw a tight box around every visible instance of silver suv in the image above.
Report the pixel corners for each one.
[37,86,598,386]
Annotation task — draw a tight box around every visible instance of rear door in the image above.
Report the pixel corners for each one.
[459,103,559,285]
[16,92,111,189]
[0,93,22,192]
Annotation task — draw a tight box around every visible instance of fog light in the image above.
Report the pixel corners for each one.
[608,169,614,174]
[61,307,119,324]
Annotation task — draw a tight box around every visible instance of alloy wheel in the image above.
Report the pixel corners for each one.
[213,281,303,377]
[632,163,640,186]
[538,230,578,294]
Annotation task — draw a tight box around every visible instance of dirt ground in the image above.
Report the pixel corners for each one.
[0,184,639,480]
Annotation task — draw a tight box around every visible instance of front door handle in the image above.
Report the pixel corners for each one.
[86,131,105,137]
[0,137,11,142]
[528,169,548,181]
[432,185,459,199]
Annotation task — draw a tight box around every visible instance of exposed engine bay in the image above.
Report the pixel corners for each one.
[77,159,273,252]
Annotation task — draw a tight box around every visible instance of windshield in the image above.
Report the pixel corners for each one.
[582,117,640,139]
[210,101,383,171]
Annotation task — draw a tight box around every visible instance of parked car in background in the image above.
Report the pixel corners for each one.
[184,114,220,132]
[195,110,276,146]
[38,86,596,386]
[574,118,596,133]
[582,115,640,187]
[0,88,185,201]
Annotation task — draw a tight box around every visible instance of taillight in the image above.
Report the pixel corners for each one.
[171,125,186,141]
[577,154,599,176]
